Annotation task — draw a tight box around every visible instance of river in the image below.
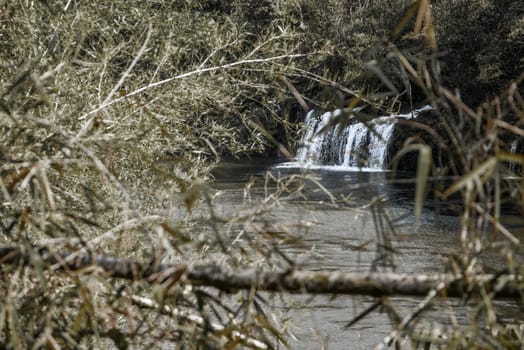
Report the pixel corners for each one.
[210,158,524,349]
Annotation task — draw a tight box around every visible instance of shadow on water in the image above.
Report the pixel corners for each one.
[210,158,523,349]
[210,157,286,187]
[212,157,462,217]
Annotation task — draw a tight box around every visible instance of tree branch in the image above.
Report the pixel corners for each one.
[0,245,520,298]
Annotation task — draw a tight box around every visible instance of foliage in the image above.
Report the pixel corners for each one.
[432,0,524,104]
[0,1,319,348]
[1,0,524,349]
[370,2,524,348]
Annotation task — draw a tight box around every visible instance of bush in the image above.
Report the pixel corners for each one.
[1,1,524,348]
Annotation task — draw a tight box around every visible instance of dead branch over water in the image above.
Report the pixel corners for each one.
[0,245,520,298]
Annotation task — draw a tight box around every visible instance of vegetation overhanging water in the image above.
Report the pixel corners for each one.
[1,1,524,349]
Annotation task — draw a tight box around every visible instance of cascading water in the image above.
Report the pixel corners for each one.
[294,106,432,170]
[509,140,522,174]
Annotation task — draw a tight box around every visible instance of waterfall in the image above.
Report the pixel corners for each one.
[294,106,431,170]
[509,140,520,174]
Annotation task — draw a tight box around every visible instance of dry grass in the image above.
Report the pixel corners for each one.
[1,0,524,349]
[0,2,324,348]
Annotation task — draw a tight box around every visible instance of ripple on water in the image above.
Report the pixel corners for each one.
[210,159,520,348]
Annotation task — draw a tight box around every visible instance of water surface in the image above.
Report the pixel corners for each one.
[211,159,523,349]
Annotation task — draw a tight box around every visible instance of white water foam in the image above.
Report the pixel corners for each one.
[282,106,432,171]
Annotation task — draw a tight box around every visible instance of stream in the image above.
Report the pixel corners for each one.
[211,158,524,349]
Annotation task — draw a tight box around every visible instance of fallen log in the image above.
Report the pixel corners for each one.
[0,245,521,298]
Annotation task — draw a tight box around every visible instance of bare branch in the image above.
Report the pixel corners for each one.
[78,54,306,121]
[128,293,268,350]
[0,245,520,298]
[102,23,153,105]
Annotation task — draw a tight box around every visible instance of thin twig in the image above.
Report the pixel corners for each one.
[102,23,153,105]
[78,54,305,121]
